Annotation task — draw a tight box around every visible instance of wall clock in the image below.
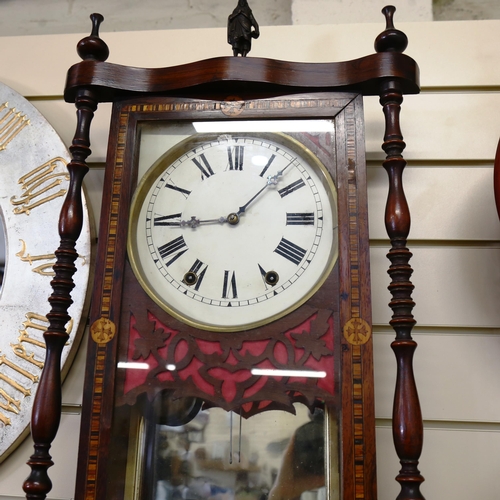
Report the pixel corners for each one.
[0,82,92,462]
[23,6,424,500]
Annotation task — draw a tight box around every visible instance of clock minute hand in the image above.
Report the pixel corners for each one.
[236,183,269,216]
[235,161,294,217]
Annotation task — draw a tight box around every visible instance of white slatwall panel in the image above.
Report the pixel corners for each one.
[376,426,500,499]
[374,331,500,421]
[368,165,500,241]
[30,93,500,164]
[0,415,81,499]
[1,17,500,500]
[372,246,500,327]
[0,20,499,93]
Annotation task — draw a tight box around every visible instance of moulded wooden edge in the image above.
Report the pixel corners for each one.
[64,52,420,102]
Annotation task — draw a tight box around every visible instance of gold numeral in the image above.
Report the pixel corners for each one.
[16,239,55,276]
[11,343,44,369]
[0,388,22,426]
[16,239,87,276]
[0,354,33,395]
[0,102,30,151]
[0,311,74,427]
[10,156,69,215]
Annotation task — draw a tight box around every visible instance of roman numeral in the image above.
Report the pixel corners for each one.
[278,179,306,198]
[274,237,307,265]
[286,212,315,225]
[259,154,276,177]
[165,183,191,197]
[228,145,244,170]
[222,270,238,299]
[188,259,208,291]
[192,153,215,179]
[158,236,188,266]
[153,213,182,226]
[189,259,205,274]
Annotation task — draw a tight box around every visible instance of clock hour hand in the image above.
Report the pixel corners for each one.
[180,215,228,228]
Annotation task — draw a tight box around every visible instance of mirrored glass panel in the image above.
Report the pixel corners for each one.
[107,402,338,500]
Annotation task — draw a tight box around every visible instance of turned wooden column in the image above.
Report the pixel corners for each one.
[23,14,107,500]
[376,6,425,500]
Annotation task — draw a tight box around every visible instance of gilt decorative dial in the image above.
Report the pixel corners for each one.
[0,82,91,462]
[128,132,338,331]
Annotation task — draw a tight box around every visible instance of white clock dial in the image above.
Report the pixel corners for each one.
[128,133,338,331]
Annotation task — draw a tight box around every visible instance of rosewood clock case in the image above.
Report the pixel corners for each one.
[23,7,423,500]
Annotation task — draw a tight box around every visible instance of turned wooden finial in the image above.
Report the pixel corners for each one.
[77,13,109,61]
[375,5,408,53]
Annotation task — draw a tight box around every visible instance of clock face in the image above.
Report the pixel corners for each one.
[128,132,338,331]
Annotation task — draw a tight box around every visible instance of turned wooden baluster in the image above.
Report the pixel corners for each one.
[375,6,425,500]
[23,14,108,500]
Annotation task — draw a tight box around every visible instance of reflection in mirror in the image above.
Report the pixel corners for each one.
[135,404,338,500]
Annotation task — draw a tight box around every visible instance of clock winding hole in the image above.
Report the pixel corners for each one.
[265,270,279,286]
[183,271,198,286]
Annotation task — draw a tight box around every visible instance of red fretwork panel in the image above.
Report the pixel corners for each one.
[116,268,336,418]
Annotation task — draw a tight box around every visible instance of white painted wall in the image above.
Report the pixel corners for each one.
[0,0,291,36]
[0,0,496,39]
[0,11,500,500]
[434,0,500,21]
[292,0,432,23]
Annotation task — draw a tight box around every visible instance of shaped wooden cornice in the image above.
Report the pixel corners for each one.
[64,12,419,102]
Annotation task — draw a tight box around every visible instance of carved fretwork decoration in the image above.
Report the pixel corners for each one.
[23,7,422,500]
[117,267,335,417]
